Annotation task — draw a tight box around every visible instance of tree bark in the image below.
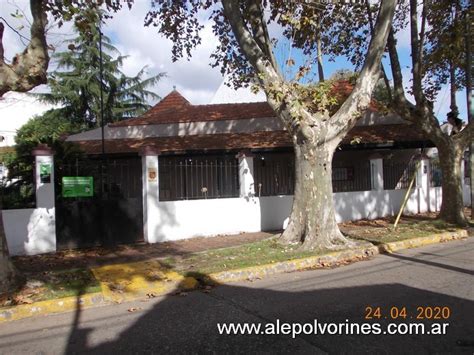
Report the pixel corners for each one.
[281,140,352,249]
[437,143,467,226]
[0,0,49,96]
[0,210,21,294]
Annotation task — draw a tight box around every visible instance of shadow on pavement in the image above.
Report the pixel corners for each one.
[62,276,474,354]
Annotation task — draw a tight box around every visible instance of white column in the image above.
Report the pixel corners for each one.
[238,151,255,198]
[30,144,56,254]
[369,155,384,191]
[140,147,160,244]
[416,155,430,213]
[33,145,55,208]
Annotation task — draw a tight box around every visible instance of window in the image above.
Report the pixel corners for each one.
[253,153,295,196]
[384,160,417,189]
[159,155,239,201]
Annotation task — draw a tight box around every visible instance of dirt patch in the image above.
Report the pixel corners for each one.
[13,231,276,273]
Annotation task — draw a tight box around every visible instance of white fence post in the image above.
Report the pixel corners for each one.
[30,144,56,254]
[370,154,384,191]
[416,154,430,213]
[140,146,160,244]
[32,144,55,209]
[238,151,255,198]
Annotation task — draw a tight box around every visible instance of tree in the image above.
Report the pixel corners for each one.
[7,109,81,185]
[146,0,397,249]
[385,0,472,225]
[308,1,473,226]
[38,10,163,129]
[0,0,133,294]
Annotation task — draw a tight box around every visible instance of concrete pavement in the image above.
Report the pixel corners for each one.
[0,238,472,354]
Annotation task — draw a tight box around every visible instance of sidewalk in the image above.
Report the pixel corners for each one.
[1,212,471,322]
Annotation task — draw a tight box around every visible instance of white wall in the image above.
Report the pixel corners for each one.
[146,187,435,243]
[151,198,262,242]
[463,184,471,206]
[2,208,56,256]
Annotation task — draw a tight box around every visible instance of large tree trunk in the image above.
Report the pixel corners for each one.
[438,144,468,226]
[280,140,353,250]
[0,210,20,294]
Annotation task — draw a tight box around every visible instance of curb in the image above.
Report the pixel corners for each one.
[376,230,468,253]
[0,292,105,323]
[206,230,468,284]
[0,229,468,323]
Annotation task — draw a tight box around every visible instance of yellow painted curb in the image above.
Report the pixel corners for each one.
[378,230,468,253]
[0,229,468,323]
[0,292,104,323]
[91,259,198,303]
[206,245,379,284]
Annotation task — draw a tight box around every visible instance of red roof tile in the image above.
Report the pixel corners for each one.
[73,124,429,155]
[111,91,274,126]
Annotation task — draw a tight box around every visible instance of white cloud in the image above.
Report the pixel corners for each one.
[104,2,223,104]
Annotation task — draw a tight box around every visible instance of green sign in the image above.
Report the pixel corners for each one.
[40,163,51,183]
[62,176,94,198]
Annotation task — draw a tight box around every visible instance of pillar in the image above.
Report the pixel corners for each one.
[140,147,160,243]
[416,154,430,213]
[369,154,384,191]
[30,144,56,254]
[237,151,255,198]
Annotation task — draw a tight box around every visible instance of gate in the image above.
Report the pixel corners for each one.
[55,157,143,249]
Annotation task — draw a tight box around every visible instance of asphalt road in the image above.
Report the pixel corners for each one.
[0,238,473,354]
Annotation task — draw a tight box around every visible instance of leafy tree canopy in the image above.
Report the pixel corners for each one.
[38,9,164,129]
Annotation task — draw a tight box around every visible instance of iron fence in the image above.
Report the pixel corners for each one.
[57,157,141,199]
[383,160,417,190]
[253,153,295,196]
[332,162,372,192]
[430,160,442,187]
[159,155,239,201]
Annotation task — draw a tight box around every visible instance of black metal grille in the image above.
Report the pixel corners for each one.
[383,160,417,189]
[332,162,372,192]
[430,160,442,187]
[253,153,295,196]
[159,155,239,201]
[57,158,141,199]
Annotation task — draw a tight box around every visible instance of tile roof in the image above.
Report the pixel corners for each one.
[111,90,275,126]
[72,124,430,155]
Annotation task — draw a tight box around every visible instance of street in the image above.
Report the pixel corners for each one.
[0,238,473,354]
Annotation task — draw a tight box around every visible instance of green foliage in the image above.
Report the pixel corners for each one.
[38,9,164,129]
[2,109,83,209]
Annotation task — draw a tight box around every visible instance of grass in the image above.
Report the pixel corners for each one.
[160,238,328,275]
[0,268,101,307]
[341,218,463,245]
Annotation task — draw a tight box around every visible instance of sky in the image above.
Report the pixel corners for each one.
[0,0,469,132]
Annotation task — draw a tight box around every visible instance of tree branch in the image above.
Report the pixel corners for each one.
[387,28,407,105]
[410,0,423,104]
[330,0,396,138]
[246,1,279,72]
[365,0,391,101]
[453,120,474,148]
[0,0,49,96]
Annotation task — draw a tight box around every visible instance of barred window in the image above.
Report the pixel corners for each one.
[159,155,239,201]
[383,160,417,189]
[253,153,295,196]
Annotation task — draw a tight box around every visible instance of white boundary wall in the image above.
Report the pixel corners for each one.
[3,208,56,256]
[148,186,447,243]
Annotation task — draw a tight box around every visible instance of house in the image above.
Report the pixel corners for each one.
[2,89,471,255]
